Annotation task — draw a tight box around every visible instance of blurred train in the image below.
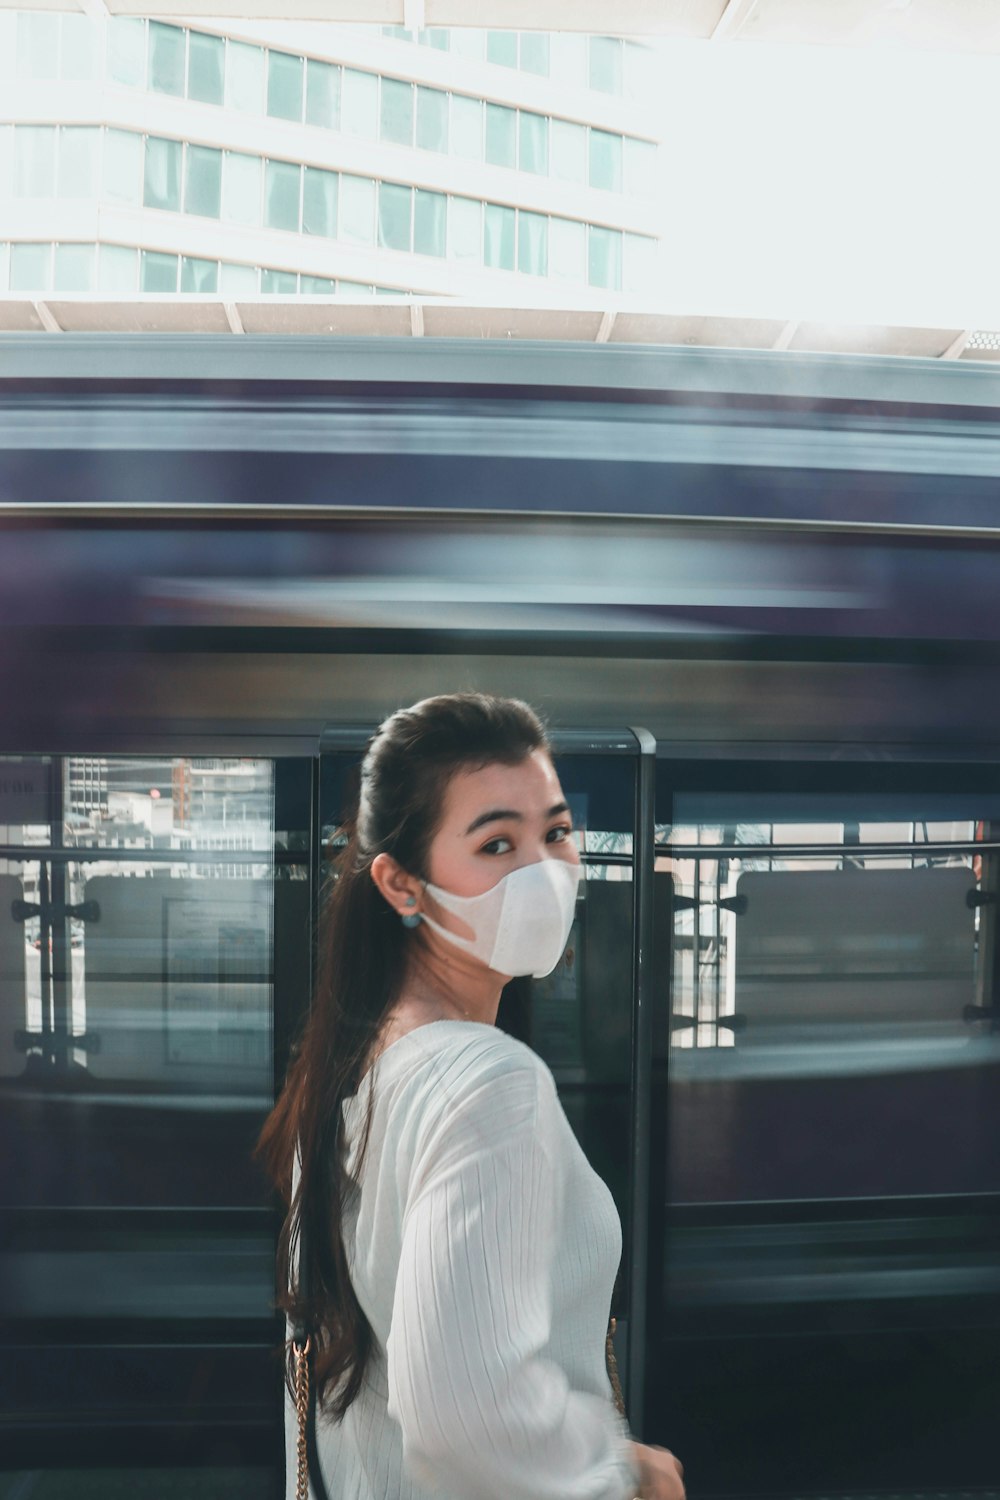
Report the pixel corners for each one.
[2,333,1000,1499]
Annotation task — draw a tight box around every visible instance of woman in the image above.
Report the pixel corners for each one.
[255,692,686,1500]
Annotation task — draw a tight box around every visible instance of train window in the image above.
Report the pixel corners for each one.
[1,754,312,1471]
[658,786,1000,1202]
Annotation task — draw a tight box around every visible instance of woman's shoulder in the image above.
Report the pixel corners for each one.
[402,1020,557,1138]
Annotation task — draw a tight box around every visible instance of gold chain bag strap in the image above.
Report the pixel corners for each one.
[290,1215,332,1500]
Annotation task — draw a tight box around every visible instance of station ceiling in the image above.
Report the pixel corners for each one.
[0,298,997,361]
[3,0,998,53]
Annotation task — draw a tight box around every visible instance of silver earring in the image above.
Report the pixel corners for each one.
[401,895,421,929]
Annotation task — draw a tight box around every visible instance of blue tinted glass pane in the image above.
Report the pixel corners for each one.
[180,255,218,291]
[184,145,222,217]
[380,77,413,144]
[416,87,448,151]
[149,22,185,96]
[424,29,449,49]
[107,17,145,87]
[9,243,51,291]
[303,167,337,237]
[143,136,181,212]
[518,112,548,174]
[588,224,622,289]
[589,36,622,93]
[518,210,547,275]
[140,250,178,291]
[267,51,303,121]
[306,60,340,128]
[188,32,223,104]
[378,181,411,251]
[589,130,623,192]
[487,30,517,66]
[261,269,297,293]
[301,275,335,293]
[226,40,263,112]
[485,104,515,168]
[484,203,515,271]
[413,189,445,257]
[519,33,549,75]
[264,159,301,231]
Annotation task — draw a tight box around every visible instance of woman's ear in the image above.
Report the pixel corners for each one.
[370,851,422,918]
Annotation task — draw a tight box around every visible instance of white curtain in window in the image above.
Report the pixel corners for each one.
[222,151,262,227]
[448,195,482,262]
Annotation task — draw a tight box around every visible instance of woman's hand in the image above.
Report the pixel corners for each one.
[628,1441,685,1500]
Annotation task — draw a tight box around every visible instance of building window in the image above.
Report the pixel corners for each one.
[104,129,142,206]
[518,112,548,175]
[421,28,450,50]
[306,60,341,129]
[267,51,304,122]
[220,261,257,296]
[185,144,222,218]
[589,129,623,192]
[301,275,335,294]
[222,150,261,226]
[189,32,224,106]
[342,69,378,138]
[549,33,587,89]
[485,104,516,169]
[451,31,485,62]
[450,96,483,161]
[589,36,623,94]
[107,17,146,88]
[416,87,448,152]
[226,41,264,113]
[448,196,481,263]
[57,128,99,199]
[16,13,58,79]
[414,189,446,257]
[144,136,182,212]
[60,16,99,82]
[181,255,219,292]
[14,126,56,198]
[9,242,51,292]
[624,137,657,197]
[486,31,517,68]
[378,181,412,251]
[53,244,95,292]
[261,269,298,294]
[141,250,179,292]
[149,22,186,97]
[549,217,586,283]
[588,224,622,290]
[380,77,414,145]
[340,173,375,244]
[484,202,515,271]
[264,159,301,231]
[550,119,587,184]
[98,244,139,293]
[519,33,549,76]
[518,210,547,275]
[624,232,657,293]
[303,166,337,238]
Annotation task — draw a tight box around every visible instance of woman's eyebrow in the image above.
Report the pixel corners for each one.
[464,801,570,837]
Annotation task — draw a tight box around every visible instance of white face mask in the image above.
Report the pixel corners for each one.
[419,858,583,978]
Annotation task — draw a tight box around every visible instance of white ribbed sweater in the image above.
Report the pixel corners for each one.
[284,1018,641,1500]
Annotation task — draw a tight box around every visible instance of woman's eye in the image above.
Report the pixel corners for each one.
[481,837,513,855]
[547,824,572,843]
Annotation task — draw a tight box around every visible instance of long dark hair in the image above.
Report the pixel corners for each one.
[253,692,551,1421]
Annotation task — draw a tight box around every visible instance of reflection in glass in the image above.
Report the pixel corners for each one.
[184,145,222,218]
[306,59,340,129]
[140,250,178,292]
[107,17,145,87]
[416,87,448,152]
[149,22,185,97]
[414,189,446,257]
[303,167,337,238]
[188,32,224,105]
[267,50,303,122]
[181,255,219,292]
[264,159,301,232]
[143,136,182,213]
